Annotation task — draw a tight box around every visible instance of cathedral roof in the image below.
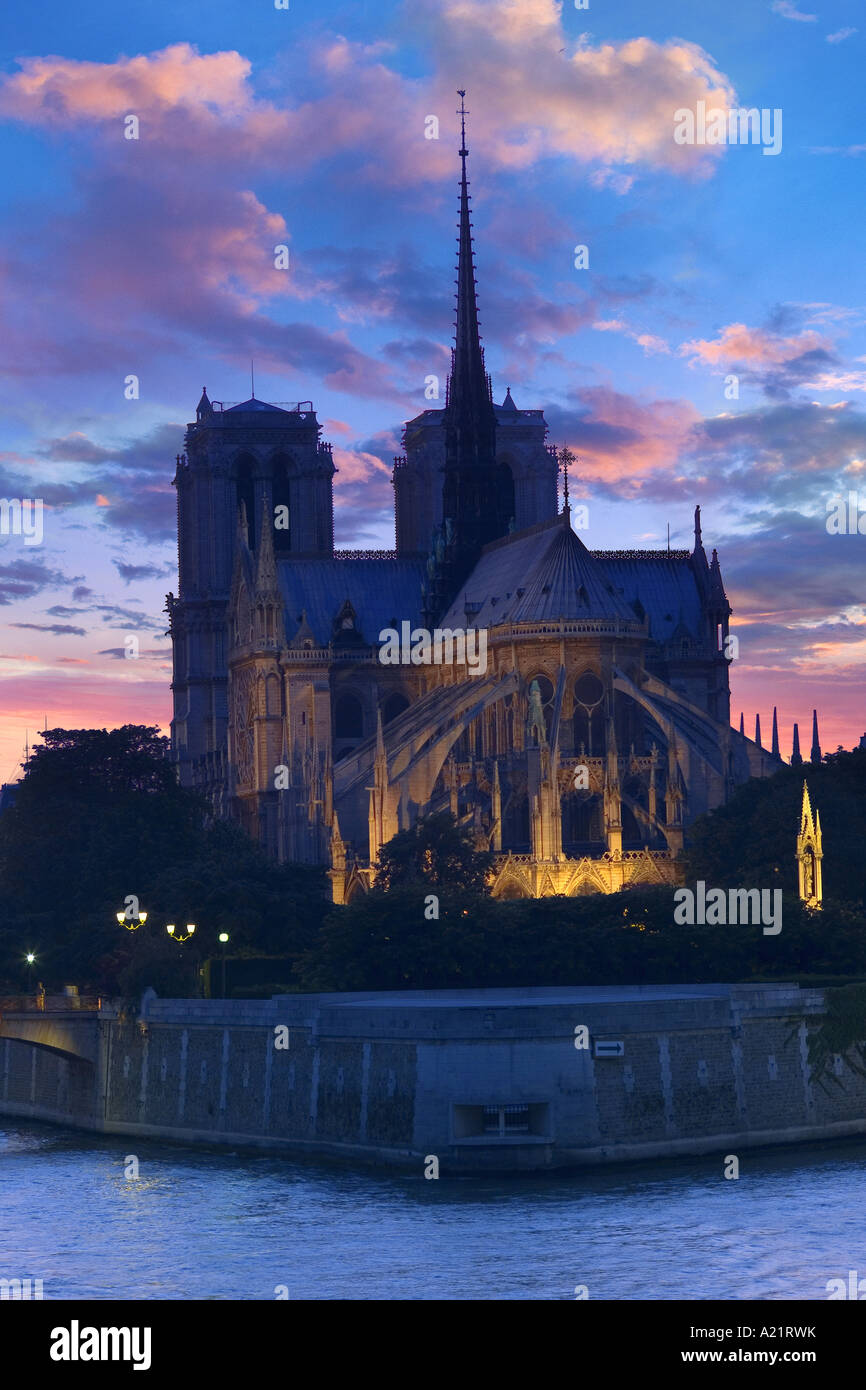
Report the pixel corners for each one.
[596,553,703,643]
[440,514,640,627]
[277,557,425,647]
[403,400,545,429]
[224,397,290,414]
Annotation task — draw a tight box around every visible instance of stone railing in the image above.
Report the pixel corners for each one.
[0,994,105,1014]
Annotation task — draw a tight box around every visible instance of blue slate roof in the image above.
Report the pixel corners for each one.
[225,397,290,414]
[598,554,703,641]
[274,528,706,649]
[441,515,639,627]
[277,557,426,646]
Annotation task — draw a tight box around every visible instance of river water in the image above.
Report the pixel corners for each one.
[1,1121,864,1300]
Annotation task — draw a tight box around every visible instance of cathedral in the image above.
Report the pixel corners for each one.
[168,108,783,903]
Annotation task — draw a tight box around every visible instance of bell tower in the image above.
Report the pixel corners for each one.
[170,389,334,789]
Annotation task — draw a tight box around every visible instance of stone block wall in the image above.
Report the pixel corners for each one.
[3,986,866,1171]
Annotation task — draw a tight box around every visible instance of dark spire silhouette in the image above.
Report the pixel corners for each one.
[811,709,822,764]
[771,707,780,759]
[791,722,802,766]
[755,713,762,748]
[447,91,492,438]
[708,548,727,603]
[739,712,744,737]
[440,91,512,597]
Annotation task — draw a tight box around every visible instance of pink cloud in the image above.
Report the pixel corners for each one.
[332,445,392,487]
[0,44,252,122]
[593,319,671,355]
[0,24,737,188]
[679,322,827,368]
[552,386,700,487]
[423,3,737,182]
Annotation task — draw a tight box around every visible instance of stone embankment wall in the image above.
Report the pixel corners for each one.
[2,985,864,1171]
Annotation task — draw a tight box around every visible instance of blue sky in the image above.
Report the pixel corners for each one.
[0,0,863,774]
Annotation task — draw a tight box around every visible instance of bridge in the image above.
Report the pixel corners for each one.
[0,996,116,1129]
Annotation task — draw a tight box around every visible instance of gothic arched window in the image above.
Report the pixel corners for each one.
[572,669,605,756]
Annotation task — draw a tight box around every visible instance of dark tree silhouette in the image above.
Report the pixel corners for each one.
[374,811,493,894]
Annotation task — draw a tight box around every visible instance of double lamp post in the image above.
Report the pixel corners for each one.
[115,904,231,997]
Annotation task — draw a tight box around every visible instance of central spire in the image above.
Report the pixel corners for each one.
[447,90,492,435]
[439,91,513,601]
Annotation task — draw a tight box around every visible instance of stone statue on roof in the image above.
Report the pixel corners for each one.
[527,679,548,748]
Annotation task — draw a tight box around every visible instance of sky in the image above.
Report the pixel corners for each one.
[0,0,864,778]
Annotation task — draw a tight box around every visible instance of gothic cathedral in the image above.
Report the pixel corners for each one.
[168,111,783,903]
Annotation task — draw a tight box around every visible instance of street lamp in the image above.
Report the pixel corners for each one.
[24,952,35,994]
[116,904,147,931]
[166,923,196,943]
[218,933,229,999]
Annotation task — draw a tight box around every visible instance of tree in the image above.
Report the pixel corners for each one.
[374,811,493,894]
[294,883,866,993]
[0,725,328,993]
[684,748,866,908]
[807,983,866,1092]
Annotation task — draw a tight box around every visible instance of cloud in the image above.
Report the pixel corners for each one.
[0,425,184,545]
[678,320,846,398]
[97,646,168,660]
[683,399,866,509]
[543,387,700,492]
[593,319,671,355]
[0,559,80,605]
[93,603,162,631]
[114,560,174,583]
[826,27,857,42]
[327,430,406,546]
[771,1,817,20]
[0,27,739,441]
[809,144,866,156]
[39,433,121,464]
[0,29,737,192]
[680,322,827,368]
[804,369,866,393]
[95,487,176,543]
[0,45,254,124]
[420,5,737,181]
[12,622,87,636]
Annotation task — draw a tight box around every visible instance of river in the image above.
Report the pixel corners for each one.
[1,1121,863,1300]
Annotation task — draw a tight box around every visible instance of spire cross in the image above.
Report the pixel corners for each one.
[457,90,469,156]
[557,444,575,512]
